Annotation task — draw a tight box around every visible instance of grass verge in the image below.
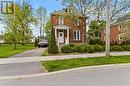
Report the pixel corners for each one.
[0,44,36,58]
[42,55,130,72]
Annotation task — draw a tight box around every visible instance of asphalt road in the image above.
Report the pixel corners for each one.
[1,65,130,86]
[0,48,46,77]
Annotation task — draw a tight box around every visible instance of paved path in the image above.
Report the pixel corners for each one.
[1,51,130,65]
[10,48,46,58]
[0,48,46,77]
[1,64,130,86]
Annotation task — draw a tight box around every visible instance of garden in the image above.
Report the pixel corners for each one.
[43,37,130,56]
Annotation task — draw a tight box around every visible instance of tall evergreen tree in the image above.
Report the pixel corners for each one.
[48,25,58,54]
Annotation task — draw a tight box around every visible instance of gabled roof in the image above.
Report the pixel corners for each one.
[51,7,87,18]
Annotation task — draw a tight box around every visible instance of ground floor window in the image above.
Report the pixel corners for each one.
[74,30,80,40]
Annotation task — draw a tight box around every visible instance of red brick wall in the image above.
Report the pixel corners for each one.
[51,14,86,44]
[101,25,119,44]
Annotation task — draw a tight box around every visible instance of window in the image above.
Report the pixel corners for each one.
[74,30,80,40]
[59,16,64,25]
[75,19,80,26]
[118,25,122,30]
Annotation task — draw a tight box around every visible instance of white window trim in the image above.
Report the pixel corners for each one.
[118,33,124,41]
[59,16,64,25]
[118,25,122,30]
[73,30,80,41]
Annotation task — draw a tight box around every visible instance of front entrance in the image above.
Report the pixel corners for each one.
[58,32,64,43]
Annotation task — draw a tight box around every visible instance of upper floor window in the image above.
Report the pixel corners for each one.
[75,19,80,26]
[59,16,64,25]
[118,25,122,30]
[74,30,80,41]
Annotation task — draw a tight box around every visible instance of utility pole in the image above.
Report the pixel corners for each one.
[106,0,110,57]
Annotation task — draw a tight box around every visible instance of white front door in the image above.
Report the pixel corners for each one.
[58,32,64,43]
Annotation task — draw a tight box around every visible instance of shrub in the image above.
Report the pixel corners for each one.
[94,44,104,52]
[73,45,83,52]
[61,45,73,53]
[34,38,39,47]
[84,45,94,53]
[122,45,130,51]
[89,38,103,45]
[68,44,75,48]
[111,45,123,51]
[48,26,58,54]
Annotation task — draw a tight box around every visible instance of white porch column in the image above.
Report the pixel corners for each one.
[66,28,69,44]
[55,28,57,41]
[55,28,59,49]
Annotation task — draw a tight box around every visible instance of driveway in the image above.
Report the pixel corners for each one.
[10,48,46,58]
[0,48,46,77]
[1,64,130,86]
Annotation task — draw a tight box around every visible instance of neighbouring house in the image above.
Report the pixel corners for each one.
[51,7,87,47]
[101,13,130,44]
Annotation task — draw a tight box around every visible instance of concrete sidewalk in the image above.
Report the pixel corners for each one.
[0,51,130,65]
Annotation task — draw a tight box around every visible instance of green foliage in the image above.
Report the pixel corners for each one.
[84,45,94,53]
[34,38,39,47]
[44,20,52,41]
[42,55,130,72]
[61,44,94,53]
[122,45,130,51]
[111,45,123,51]
[89,38,103,45]
[73,45,83,52]
[0,44,35,58]
[93,44,104,52]
[48,26,58,54]
[1,2,34,48]
[88,20,105,38]
[68,43,75,47]
[61,45,73,53]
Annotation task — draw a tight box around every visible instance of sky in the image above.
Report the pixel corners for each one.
[19,0,64,15]
[0,0,65,35]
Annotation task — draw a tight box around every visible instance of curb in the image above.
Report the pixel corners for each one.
[1,63,130,80]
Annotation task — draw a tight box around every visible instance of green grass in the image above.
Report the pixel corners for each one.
[0,44,36,58]
[42,49,96,56]
[42,55,130,72]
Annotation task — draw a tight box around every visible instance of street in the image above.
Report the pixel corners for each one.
[1,64,130,86]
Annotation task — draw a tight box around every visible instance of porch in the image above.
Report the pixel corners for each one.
[54,25,70,48]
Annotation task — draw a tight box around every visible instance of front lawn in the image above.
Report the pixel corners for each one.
[0,44,36,58]
[42,55,130,72]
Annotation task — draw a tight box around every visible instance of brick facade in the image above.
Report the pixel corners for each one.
[51,13,86,44]
[101,25,120,44]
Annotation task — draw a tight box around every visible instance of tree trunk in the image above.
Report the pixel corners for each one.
[106,0,110,57]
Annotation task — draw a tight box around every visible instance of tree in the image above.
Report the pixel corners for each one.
[44,20,52,41]
[61,0,93,42]
[93,0,130,22]
[48,24,58,54]
[88,20,105,38]
[0,2,34,48]
[36,7,47,38]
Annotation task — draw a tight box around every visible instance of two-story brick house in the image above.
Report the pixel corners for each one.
[51,7,87,47]
[101,13,130,44]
